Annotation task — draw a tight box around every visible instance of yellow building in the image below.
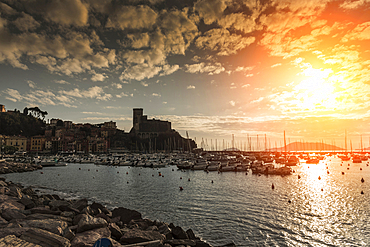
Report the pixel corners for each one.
[5,136,27,152]
[30,135,46,152]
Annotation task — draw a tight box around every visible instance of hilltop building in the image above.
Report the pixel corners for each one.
[131,108,172,139]
[0,104,5,113]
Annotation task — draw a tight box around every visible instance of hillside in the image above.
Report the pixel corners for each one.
[0,111,46,137]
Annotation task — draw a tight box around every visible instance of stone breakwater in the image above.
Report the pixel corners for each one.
[0,161,42,174]
[0,176,234,247]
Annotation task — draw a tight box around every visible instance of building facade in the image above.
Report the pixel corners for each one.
[5,136,27,152]
[131,108,171,139]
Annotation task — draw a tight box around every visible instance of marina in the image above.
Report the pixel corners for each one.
[2,152,370,246]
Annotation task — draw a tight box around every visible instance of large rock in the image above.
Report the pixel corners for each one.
[71,199,88,212]
[0,234,42,247]
[0,196,25,211]
[19,219,68,235]
[6,185,23,199]
[49,200,72,210]
[71,227,111,247]
[1,208,26,221]
[30,206,62,215]
[120,228,165,245]
[19,197,36,209]
[111,207,142,224]
[171,226,188,239]
[76,214,108,233]
[26,213,72,225]
[165,239,196,246]
[108,223,123,240]
[20,227,71,247]
[158,224,172,240]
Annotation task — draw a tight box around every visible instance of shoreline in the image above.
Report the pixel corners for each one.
[0,162,234,247]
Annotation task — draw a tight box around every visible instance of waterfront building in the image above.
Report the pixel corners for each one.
[5,136,27,152]
[131,108,171,139]
[30,135,46,153]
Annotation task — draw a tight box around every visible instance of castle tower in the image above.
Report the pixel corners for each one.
[133,108,143,131]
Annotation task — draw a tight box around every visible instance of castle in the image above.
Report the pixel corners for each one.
[131,108,172,139]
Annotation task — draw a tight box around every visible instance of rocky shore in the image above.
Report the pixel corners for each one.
[0,161,42,174]
[0,163,232,247]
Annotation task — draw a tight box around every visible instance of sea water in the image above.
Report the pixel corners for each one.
[3,157,370,246]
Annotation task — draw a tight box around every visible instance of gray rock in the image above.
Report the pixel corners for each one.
[71,227,111,247]
[0,234,42,247]
[6,185,23,199]
[0,216,8,227]
[21,186,37,197]
[120,228,165,245]
[158,224,172,240]
[111,207,142,224]
[71,199,88,212]
[147,225,159,231]
[30,206,61,215]
[1,208,26,221]
[172,226,188,239]
[19,197,36,209]
[63,227,75,241]
[61,211,75,218]
[19,219,68,235]
[108,223,123,240]
[165,239,196,246]
[73,214,86,226]
[76,214,108,233]
[0,227,29,238]
[20,227,71,247]
[186,229,198,240]
[49,200,71,210]
[0,197,25,211]
[26,213,72,225]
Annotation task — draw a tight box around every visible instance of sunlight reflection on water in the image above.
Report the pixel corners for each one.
[2,156,370,246]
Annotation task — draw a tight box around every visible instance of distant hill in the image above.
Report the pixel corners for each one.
[0,111,45,137]
[270,142,344,152]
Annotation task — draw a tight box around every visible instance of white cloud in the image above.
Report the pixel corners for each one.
[55,80,70,85]
[229,100,236,106]
[152,93,161,97]
[185,62,225,75]
[27,80,36,88]
[187,85,195,89]
[91,73,107,82]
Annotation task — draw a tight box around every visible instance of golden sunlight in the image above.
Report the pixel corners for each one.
[293,65,346,111]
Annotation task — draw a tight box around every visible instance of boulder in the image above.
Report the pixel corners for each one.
[1,208,26,221]
[108,223,123,240]
[19,197,36,209]
[6,185,23,199]
[49,200,71,210]
[0,216,8,227]
[171,226,188,239]
[0,234,42,247]
[186,229,198,240]
[19,219,68,235]
[20,227,71,247]
[76,214,108,233]
[165,239,196,246]
[59,205,80,214]
[120,228,165,245]
[71,199,88,212]
[0,197,25,211]
[158,224,172,240]
[21,186,37,197]
[71,227,111,247]
[111,207,142,224]
[63,227,75,241]
[195,240,213,247]
[30,206,61,215]
[26,213,72,225]
[96,213,111,223]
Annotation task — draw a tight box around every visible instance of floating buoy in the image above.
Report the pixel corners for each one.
[152,174,154,177]
[361,178,365,183]
[342,172,345,175]
[360,168,362,170]
[318,176,321,180]
[348,164,350,166]
[245,172,248,175]
[88,169,90,171]
[211,180,214,183]
[126,172,128,174]
[162,175,164,177]
[127,181,129,184]
[361,190,364,194]
[159,173,162,176]
[288,200,291,203]
[79,168,81,170]
[293,170,295,173]
[321,188,323,191]
[117,171,119,173]
[298,175,301,179]
[40,172,43,174]
[327,171,330,174]
[272,183,275,189]
[93,176,95,179]
[347,168,350,170]
[96,170,98,172]
[326,167,328,170]
[179,187,183,191]
[58,174,60,176]
[180,177,182,179]
[172,169,174,171]
[139,174,140,176]
[308,166,310,169]
[188,178,190,181]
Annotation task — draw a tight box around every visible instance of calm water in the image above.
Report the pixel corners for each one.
[2,157,370,246]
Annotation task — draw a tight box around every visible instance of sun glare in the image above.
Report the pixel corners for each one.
[293,66,345,112]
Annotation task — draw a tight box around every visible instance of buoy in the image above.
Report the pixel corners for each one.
[361,178,365,183]
[117,171,119,173]
[308,166,310,169]
[127,181,129,184]
[40,172,43,174]
[58,174,60,176]
[152,175,154,177]
[180,177,182,179]
[139,174,140,176]
[288,200,291,203]
[88,169,90,171]
[245,172,248,175]
[93,176,95,179]
[162,175,164,177]
[361,190,364,194]
[179,187,183,191]
[318,176,321,180]
[159,173,162,176]
[342,172,345,175]
[172,169,174,171]
[360,168,362,170]
[327,171,330,174]
[126,172,128,175]
[298,175,301,179]
[188,178,190,181]
[321,188,323,191]
[79,168,81,170]
[96,170,98,172]
[272,183,275,189]
[211,180,214,183]
[326,167,328,170]
[348,164,350,166]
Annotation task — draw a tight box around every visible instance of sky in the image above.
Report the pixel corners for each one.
[1,0,370,150]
